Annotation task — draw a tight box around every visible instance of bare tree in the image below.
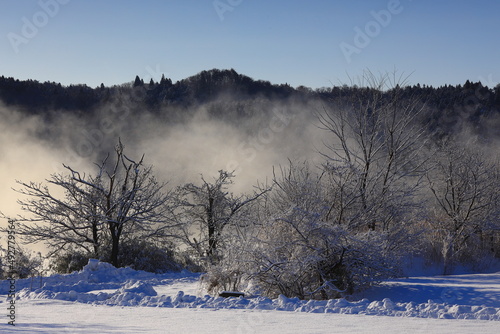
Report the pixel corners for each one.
[174,170,268,264]
[68,141,175,267]
[2,170,103,258]
[317,71,428,235]
[426,140,500,274]
[2,141,175,268]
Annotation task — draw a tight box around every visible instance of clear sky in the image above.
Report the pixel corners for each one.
[1,0,499,89]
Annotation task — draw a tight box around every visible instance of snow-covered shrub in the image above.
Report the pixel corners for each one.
[113,240,182,273]
[203,209,401,299]
[0,245,44,279]
[242,215,399,299]
[173,250,205,273]
[200,227,253,295]
[51,250,92,274]
[202,161,403,299]
[202,264,244,295]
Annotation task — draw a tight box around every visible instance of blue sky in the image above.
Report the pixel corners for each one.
[1,0,499,89]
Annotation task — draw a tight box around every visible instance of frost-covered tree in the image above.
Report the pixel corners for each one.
[64,141,175,267]
[203,162,399,299]
[173,170,267,265]
[2,141,175,268]
[0,240,43,279]
[317,71,428,250]
[2,168,104,258]
[426,140,500,274]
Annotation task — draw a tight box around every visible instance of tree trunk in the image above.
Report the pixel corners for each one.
[92,221,99,258]
[207,197,216,257]
[442,235,453,275]
[208,224,217,257]
[109,222,121,268]
[110,234,120,267]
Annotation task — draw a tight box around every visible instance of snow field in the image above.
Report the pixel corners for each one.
[2,300,500,334]
[1,260,500,333]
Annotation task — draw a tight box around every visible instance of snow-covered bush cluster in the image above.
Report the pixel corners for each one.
[202,162,406,299]
[200,79,500,298]
[2,260,499,321]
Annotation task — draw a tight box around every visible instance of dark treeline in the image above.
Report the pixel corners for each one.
[1,69,500,139]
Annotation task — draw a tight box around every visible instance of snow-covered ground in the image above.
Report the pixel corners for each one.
[4,300,500,334]
[1,260,499,333]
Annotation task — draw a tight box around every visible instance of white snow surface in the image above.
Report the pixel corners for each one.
[1,259,500,333]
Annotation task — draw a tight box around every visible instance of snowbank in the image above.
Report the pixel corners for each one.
[3,260,499,321]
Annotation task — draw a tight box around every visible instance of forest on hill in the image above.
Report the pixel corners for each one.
[1,68,499,139]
